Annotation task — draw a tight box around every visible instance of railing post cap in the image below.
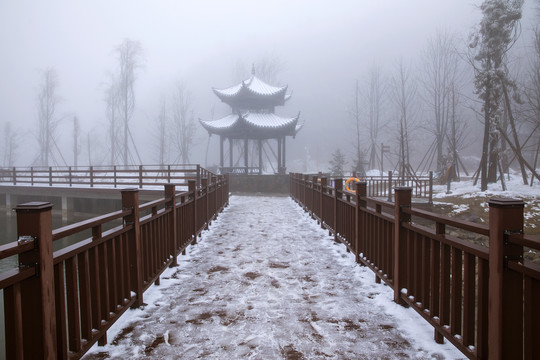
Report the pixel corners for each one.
[14,202,53,212]
[488,198,524,208]
[394,186,412,192]
[120,188,139,193]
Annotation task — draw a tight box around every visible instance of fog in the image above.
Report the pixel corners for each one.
[0,0,537,173]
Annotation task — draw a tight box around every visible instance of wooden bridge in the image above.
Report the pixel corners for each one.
[0,168,538,359]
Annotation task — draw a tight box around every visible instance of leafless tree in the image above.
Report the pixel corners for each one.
[232,53,283,85]
[104,74,120,165]
[421,30,462,175]
[171,82,196,164]
[366,65,386,171]
[36,67,62,166]
[73,116,81,167]
[3,121,17,167]
[390,59,418,179]
[115,38,144,165]
[154,97,169,165]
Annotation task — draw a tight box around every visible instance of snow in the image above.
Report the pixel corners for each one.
[433,172,540,200]
[83,195,464,359]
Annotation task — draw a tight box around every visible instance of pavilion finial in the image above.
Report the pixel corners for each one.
[251,63,256,76]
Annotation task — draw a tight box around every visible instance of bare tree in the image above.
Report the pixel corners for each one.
[421,30,462,175]
[171,82,196,164]
[36,67,62,166]
[104,74,120,165]
[468,0,523,190]
[348,79,367,175]
[366,65,386,171]
[154,97,169,165]
[3,121,17,167]
[232,53,283,85]
[73,116,81,167]
[390,59,418,179]
[115,39,144,165]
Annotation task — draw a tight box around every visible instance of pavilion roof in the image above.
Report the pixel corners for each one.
[199,112,302,139]
[212,75,290,107]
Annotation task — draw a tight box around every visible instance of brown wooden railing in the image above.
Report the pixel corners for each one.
[0,164,210,188]
[0,173,229,359]
[306,171,433,202]
[290,173,540,360]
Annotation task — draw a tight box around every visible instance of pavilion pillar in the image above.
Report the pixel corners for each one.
[282,136,287,172]
[277,137,282,173]
[244,138,249,173]
[258,139,263,174]
[229,138,233,167]
[219,136,224,168]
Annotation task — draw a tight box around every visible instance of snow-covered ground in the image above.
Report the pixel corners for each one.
[83,195,464,359]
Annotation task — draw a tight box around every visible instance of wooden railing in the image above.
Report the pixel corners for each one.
[306,171,433,202]
[0,173,229,359]
[290,173,540,360]
[0,164,210,188]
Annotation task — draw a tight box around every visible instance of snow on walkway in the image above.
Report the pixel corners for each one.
[84,195,464,359]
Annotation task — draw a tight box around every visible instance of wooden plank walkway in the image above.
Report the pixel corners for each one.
[83,195,463,359]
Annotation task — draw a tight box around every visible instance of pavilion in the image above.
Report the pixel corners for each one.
[199,67,303,175]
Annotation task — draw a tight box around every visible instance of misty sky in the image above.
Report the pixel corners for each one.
[1,0,532,170]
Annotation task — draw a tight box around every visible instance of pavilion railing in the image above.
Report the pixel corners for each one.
[219,166,262,175]
[0,173,229,359]
[290,172,540,360]
[0,164,207,188]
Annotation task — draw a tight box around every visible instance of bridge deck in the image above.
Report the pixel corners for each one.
[83,196,462,359]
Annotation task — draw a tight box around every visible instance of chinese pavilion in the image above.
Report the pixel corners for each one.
[199,67,302,175]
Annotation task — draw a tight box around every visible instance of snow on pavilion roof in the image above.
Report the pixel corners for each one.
[212,75,290,107]
[199,112,301,139]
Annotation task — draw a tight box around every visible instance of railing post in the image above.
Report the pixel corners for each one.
[12,166,16,185]
[69,166,72,187]
[393,186,411,305]
[12,202,56,359]
[90,166,94,187]
[429,171,433,204]
[201,178,209,229]
[312,176,318,219]
[114,165,117,188]
[189,180,197,244]
[320,177,327,228]
[387,171,393,202]
[225,173,230,206]
[165,184,178,267]
[49,166,53,186]
[138,165,143,188]
[355,181,367,264]
[488,198,524,360]
[334,178,343,242]
[31,166,34,186]
[196,164,201,188]
[121,189,143,307]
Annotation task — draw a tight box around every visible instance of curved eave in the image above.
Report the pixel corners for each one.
[199,112,300,139]
[212,76,288,105]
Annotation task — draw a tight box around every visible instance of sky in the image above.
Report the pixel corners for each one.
[1,0,534,170]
